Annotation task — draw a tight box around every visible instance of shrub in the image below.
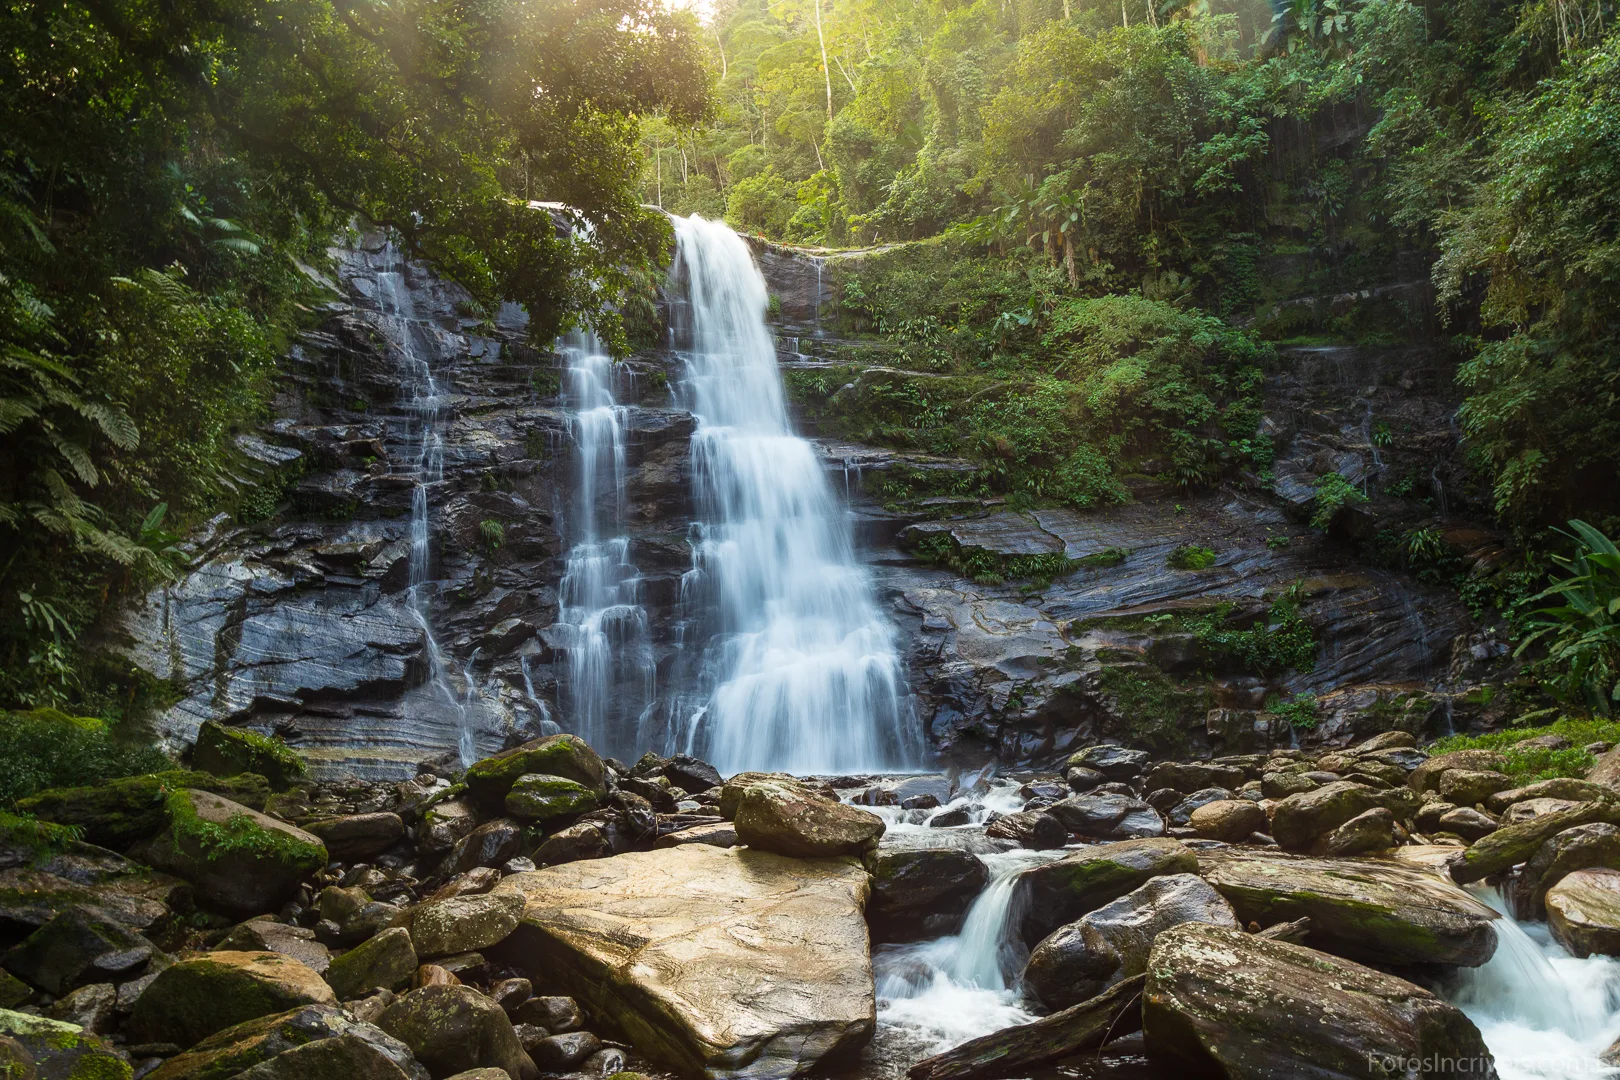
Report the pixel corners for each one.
[1428,715,1620,782]
[1310,471,1368,528]
[1515,520,1620,715]
[0,709,172,806]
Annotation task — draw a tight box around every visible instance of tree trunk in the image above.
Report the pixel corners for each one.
[815,0,834,120]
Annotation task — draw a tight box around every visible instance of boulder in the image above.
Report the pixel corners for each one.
[1451,799,1620,884]
[1023,874,1237,1010]
[1501,798,1581,825]
[535,822,610,866]
[377,985,538,1080]
[1588,743,1620,789]
[1260,772,1318,799]
[1409,750,1508,793]
[1361,747,1428,772]
[228,1031,420,1079]
[1014,838,1199,946]
[1546,868,1620,958]
[192,722,307,790]
[464,735,604,812]
[418,799,479,855]
[1199,850,1499,967]
[128,951,337,1047]
[1485,778,1609,814]
[1166,788,1237,827]
[327,928,418,1000]
[1358,731,1418,751]
[654,822,739,849]
[218,919,332,975]
[868,850,988,943]
[662,755,722,793]
[1045,795,1164,840]
[2,905,163,995]
[46,981,116,1033]
[0,1009,131,1080]
[146,1004,426,1080]
[504,774,599,822]
[1270,782,1416,853]
[732,784,884,858]
[511,996,583,1034]
[1142,923,1496,1079]
[527,1030,601,1070]
[1142,762,1247,794]
[1437,807,1499,842]
[494,844,874,1080]
[1438,770,1513,807]
[306,814,405,864]
[141,790,326,916]
[405,893,525,959]
[0,866,176,935]
[448,819,524,874]
[981,810,1065,849]
[1514,822,1620,918]
[17,771,271,850]
[1069,746,1151,780]
[1188,800,1266,843]
[1320,807,1397,856]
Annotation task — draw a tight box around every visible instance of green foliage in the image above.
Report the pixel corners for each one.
[1168,545,1217,570]
[1515,520,1620,715]
[479,519,507,555]
[1184,589,1318,674]
[1310,471,1368,528]
[910,531,1081,588]
[164,789,325,867]
[1429,715,1620,782]
[0,709,172,807]
[0,810,84,859]
[1268,691,1320,729]
[1094,665,1204,751]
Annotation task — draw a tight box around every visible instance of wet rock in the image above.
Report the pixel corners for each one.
[661,755,722,794]
[579,1046,628,1078]
[1199,850,1499,967]
[1069,746,1151,780]
[1361,747,1428,772]
[1142,923,1496,1079]
[504,775,599,822]
[17,771,271,850]
[0,1009,130,1080]
[1064,767,1106,793]
[1024,874,1237,1010]
[1500,797,1580,825]
[653,822,738,849]
[1357,731,1418,752]
[1451,799,1620,885]
[0,867,176,935]
[46,981,116,1033]
[428,868,503,901]
[1320,807,1397,856]
[327,927,417,999]
[146,1003,427,1080]
[1438,770,1513,807]
[869,850,988,943]
[511,995,583,1034]
[1260,772,1318,799]
[494,844,874,1080]
[218,919,332,975]
[377,984,538,1080]
[982,810,1066,849]
[448,819,524,874]
[1513,822,1620,918]
[307,814,405,863]
[928,807,974,828]
[193,722,308,790]
[140,790,327,916]
[0,971,29,1009]
[528,1030,601,1070]
[0,1035,29,1080]
[464,735,605,812]
[3,905,162,995]
[404,893,524,959]
[1014,838,1199,946]
[419,799,479,855]
[1546,868,1620,958]
[1269,781,1416,853]
[732,782,885,858]
[1436,807,1499,843]
[489,978,530,1013]
[129,951,338,1047]
[1188,800,1267,843]
[1046,794,1164,840]
[1143,762,1247,794]
[1409,750,1508,793]
[227,1029,422,1079]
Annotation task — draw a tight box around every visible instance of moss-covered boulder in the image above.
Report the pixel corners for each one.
[326,927,417,1000]
[0,866,177,935]
[1143,923,1495,1079]
[733,782,885,858]
[145,1004,426,1080]
[1451,797,1620,885]
[1513,822,1620,918]
[404,893,525,959]
[1408,749,1509,793]
[128,951,337,1048]
[140,790,326,916]
[1269,781,1416,853]
[1199,849,1499,967]
[377,985,537,1079]
[2,905,163,996]
[192,723,307,791]
[464,736,603,812]
[503,775,598,822]
[17,772,271,851]
[0,1008,131,1080]
[1013,838,1198,946]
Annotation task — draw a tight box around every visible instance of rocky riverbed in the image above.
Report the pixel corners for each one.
[5,722,1620,1079]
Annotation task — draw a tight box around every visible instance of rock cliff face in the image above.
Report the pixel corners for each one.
[101,233,1512,776]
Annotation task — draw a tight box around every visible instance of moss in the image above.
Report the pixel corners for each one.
[0,810,83,859]
[907,531,1083,588]
[17,770,270,849]
[166,790,326,869]
[65,1053,134,1080]
[193,722,306,790]
[1428,715,1620,781]
[1093,665,1207,752]
[1167,544,1217,570]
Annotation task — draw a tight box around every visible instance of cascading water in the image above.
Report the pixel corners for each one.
[375,249,478,766]
[664,215,923,775]
[554,331,654,762]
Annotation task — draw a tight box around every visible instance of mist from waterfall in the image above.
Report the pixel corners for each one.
[664,214,923,775]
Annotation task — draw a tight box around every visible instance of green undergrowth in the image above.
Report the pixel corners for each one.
[1181,592,1319,676]
[0,810,83,858]
[1268,692,1320,730]
[1427,715,1620,782]
[909,530,1127,588]
[1092,665,1207,753]
[1167,544,1217,570]
[0,709,173,806]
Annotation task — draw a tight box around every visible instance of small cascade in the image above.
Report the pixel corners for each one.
[375,250,479,766]
[1446,888,1620,1080]
[554,331,655,761]
[662,214,924,775]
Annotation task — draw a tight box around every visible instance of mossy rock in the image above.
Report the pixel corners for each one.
[503,774,598,822]
[464,735,604,811]
[324,927,416,1000]
[141,791,326,917]
[128,951,336,1048]
[0,969,31,1009]
[144,1004,379,1080]
[1013,838,1198,946]
[191,723,307,792]
[0,1008,131,1080]
[18,772,271,851]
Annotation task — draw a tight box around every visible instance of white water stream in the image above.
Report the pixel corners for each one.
[664,215,923,774]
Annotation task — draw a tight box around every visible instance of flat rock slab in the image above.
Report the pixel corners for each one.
[494,844,874,1080]
[1199,850,1499,967]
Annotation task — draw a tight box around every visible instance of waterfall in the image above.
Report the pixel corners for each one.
[663,214,923,775]
[554,331,654,763]
[375,250,479,766]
